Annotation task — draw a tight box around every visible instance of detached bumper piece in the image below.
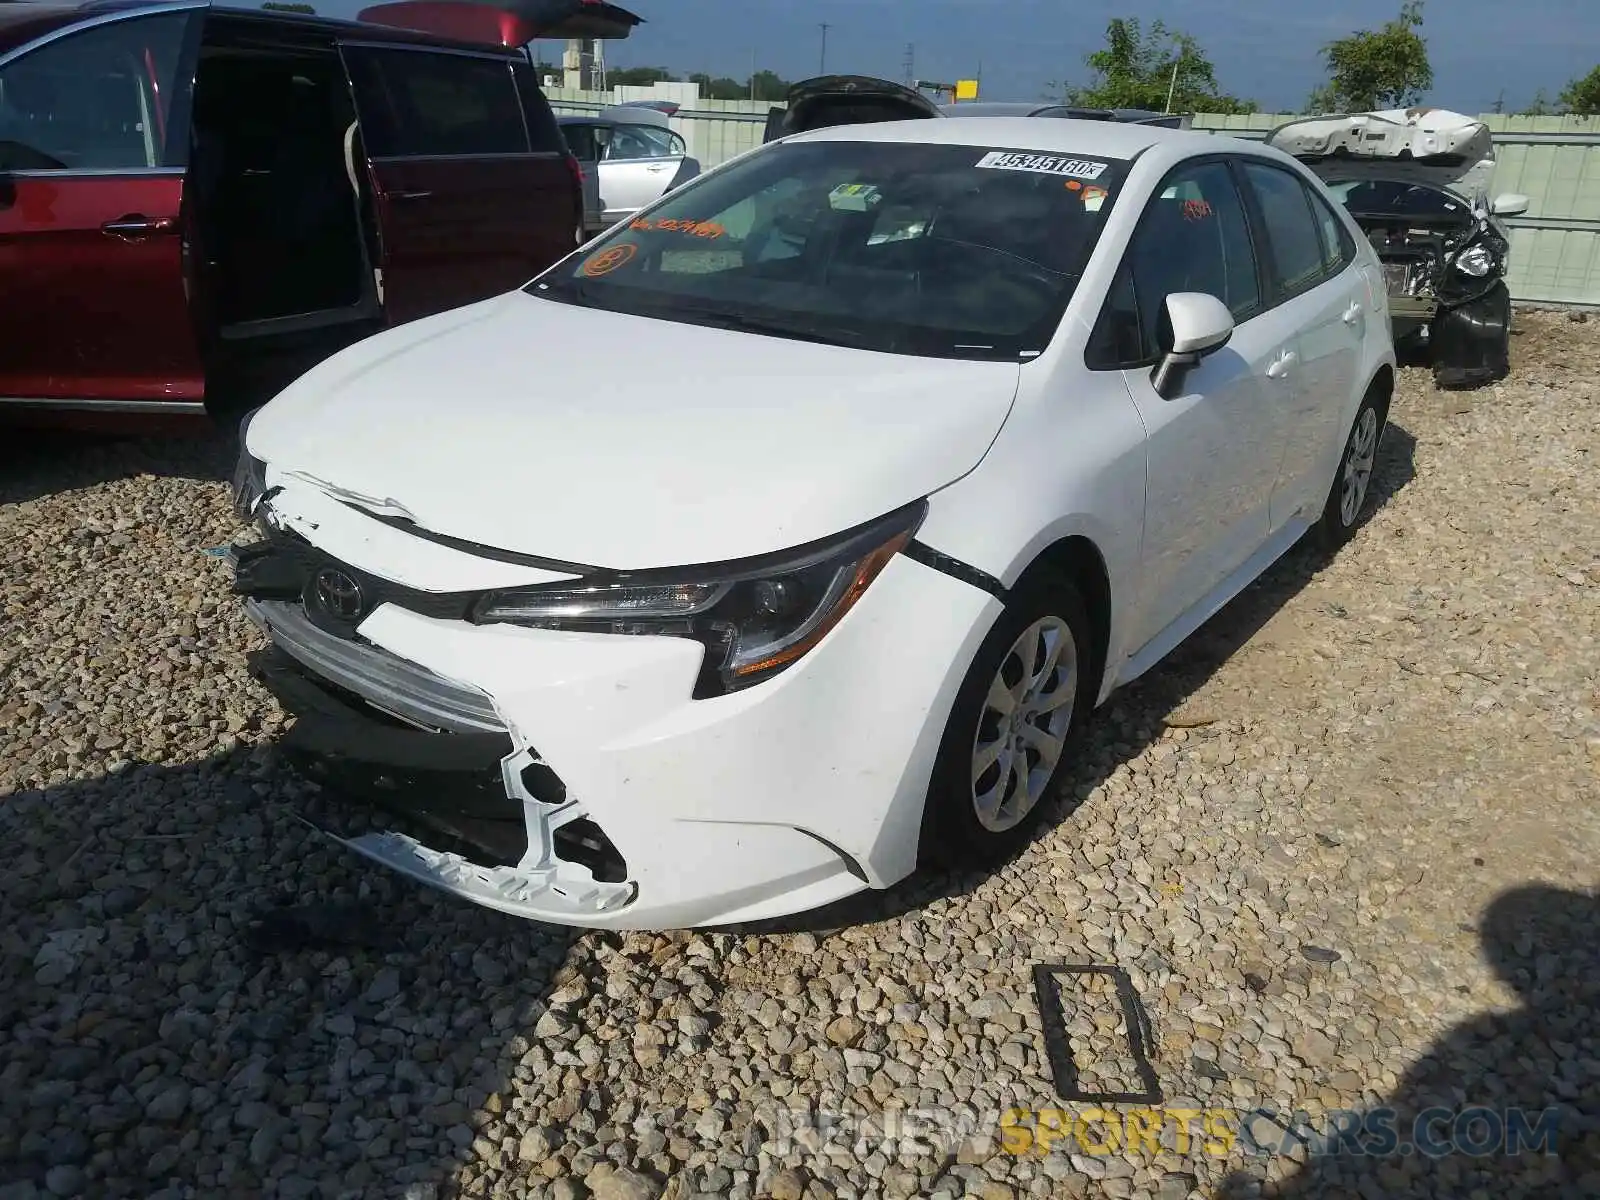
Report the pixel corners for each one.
[244,593,637,921]
[1432,280,1512,390]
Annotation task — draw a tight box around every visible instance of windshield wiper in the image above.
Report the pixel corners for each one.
[673,307,879,349]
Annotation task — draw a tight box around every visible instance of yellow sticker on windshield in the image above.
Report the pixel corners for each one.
[829,183,883,212]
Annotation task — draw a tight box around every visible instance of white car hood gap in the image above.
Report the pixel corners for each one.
[248,292,1022,571]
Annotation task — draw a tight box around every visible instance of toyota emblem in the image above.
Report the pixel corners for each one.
[313,568,365,622]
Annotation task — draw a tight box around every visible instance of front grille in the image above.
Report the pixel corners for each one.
[232,531,480,629]
[245,598,505,733]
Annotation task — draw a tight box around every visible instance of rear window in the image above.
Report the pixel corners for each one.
[343,46,528,157]
[529,139,1129,361]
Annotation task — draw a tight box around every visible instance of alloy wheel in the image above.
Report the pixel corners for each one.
[1339,407,1379,527]
[971,615,1078,833]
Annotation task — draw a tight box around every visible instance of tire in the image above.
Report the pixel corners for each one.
[919,572,1096,870]
[1313,390,1387,552]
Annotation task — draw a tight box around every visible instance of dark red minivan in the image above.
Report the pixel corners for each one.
[0,0,597,429]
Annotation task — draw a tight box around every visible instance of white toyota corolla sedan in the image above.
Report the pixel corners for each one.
[228,116,1397,930]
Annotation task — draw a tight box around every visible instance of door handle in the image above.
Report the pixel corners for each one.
[102,214,175,238]
[388,190,433,202]
[645,164,672,172]
[1266,350,1298,380]
[1342,301,1363,325]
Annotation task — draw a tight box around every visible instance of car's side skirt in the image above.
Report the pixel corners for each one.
[1108,516,1312,694]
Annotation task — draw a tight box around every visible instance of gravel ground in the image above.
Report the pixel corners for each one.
[2,311,1597,1200]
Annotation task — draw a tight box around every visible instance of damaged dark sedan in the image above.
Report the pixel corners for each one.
[1269,108,1529,390]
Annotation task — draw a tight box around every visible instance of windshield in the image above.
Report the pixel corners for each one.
[1325,179,1471,222]
[528,139,1129,359]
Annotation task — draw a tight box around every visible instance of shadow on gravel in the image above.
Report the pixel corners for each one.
[737,421,1419,937]
[1217,882,1600,1199]
[0,746,574,1199]
[0,426,234,508]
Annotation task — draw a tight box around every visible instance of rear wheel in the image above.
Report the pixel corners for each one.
[920,573,1095,869]
[1314,391,1386,551]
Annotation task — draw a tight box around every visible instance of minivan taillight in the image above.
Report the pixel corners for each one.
[565,153,584,188]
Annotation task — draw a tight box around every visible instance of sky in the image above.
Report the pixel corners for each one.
[567,0,1598,115]
[314,0,1599,115]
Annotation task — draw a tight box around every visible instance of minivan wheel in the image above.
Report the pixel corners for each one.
[920,573,1094,869]
[1314,393,1386,551]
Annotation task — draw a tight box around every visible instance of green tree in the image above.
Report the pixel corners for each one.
[1051,18,1257,115]
[607,66,678,87]
[1306,1,1432,113]
[747,70,791,102]
[1519,89,1555,117]
[1558,64,1600,115]
[689,73,748,101]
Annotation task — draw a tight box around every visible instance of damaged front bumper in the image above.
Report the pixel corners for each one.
[228,478,997,930]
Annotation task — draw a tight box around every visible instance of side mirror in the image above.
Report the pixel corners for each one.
[1152,292,1234,397]
[1491,193,1529,217]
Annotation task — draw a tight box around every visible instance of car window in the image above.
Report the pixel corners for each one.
[531,139,1131,361]
[605,124,681,160]
[1241,161,1328,300]
[0,12,192,172]
[1328,179,1465,221]
[560,123,600,161]
[342,48,528,158]
[1088,158,1260,369]
[1307,187,1357,279]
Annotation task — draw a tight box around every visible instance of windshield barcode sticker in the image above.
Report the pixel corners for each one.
[976,151,1108,180]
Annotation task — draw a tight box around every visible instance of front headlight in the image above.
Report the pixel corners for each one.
[230,407,268,521]
[1454,244,1496,278]
[472,501,927,697]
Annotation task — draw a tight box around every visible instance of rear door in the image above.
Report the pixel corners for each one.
[558,120,604,233]
[1236,159,1366,530]
[0,7,205,413]
[598,122,690,223]
[338,41,577,324]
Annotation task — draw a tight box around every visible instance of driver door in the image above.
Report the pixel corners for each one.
[1089,157,1294,651]
[0,9,205,413]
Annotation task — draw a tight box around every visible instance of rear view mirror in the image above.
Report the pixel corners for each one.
[1491,193,1529,217]
[1152,292,1233,397]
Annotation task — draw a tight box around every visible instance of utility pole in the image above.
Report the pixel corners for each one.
[750,47,757,101]
[903,42,914,86]
[818,23,830,75]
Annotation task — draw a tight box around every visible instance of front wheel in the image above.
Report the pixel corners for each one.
[1313,392,1387,551]
[919,573,1095,869]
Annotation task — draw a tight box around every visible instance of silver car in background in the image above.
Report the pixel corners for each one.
[559,105,702,237]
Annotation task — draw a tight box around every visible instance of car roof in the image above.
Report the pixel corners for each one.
[0,0,529,58]
[783,114,1234,161]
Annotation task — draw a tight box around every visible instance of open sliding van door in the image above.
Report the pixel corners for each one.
[336,40,575,324]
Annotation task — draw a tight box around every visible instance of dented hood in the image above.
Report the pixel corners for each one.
[1266,108,1497,202]
[246,292,1020,570]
